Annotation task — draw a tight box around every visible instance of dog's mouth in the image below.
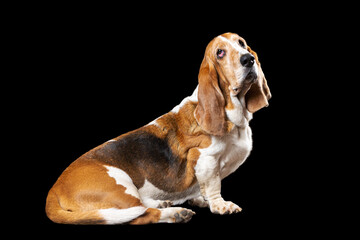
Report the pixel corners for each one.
[244,70,257,82]
[232,71,257,95]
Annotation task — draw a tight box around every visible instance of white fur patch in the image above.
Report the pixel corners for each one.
[98,206,147,224]
[218,126,252,179]
[104,165,140,199]
[138,179,200,206]
[196,126,252,180]
[147,116,161,127]
[225,95,252,127]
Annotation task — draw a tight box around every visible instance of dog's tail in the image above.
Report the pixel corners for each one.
[45,189,147,225]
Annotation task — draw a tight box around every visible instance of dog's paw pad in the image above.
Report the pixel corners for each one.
[174,208,195,223]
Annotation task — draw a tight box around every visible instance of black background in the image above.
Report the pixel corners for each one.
[12,3,355,238]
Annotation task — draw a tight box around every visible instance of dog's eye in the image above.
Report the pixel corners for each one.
[238,40,245,48]
[216,49,225,59]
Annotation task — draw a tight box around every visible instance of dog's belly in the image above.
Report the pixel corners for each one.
[138,179,201,205]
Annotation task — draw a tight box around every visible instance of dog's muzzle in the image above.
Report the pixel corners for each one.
[245,70,257,83]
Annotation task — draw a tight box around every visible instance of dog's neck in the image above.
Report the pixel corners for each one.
[188,84,252,129]
[225,93,252,128]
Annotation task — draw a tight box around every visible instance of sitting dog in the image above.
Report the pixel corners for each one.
[46,32,271,224]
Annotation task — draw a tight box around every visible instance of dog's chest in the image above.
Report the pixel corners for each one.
[218,125,253,179]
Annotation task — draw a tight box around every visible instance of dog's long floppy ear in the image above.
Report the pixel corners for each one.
[194,57,226,136]
[245,46,272,113]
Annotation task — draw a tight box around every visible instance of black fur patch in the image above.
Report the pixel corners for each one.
[87,129,187,192]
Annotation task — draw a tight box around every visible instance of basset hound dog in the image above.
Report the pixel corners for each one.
[46,32,271,224]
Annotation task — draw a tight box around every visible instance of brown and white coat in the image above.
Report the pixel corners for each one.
[45,32,271,224]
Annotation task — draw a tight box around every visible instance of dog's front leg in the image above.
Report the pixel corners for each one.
[195,155,242,215]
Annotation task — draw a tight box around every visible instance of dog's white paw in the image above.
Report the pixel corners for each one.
[160,207,196,223]
[209,198,242,215]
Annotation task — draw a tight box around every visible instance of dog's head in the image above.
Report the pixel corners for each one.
[195,33,271,136]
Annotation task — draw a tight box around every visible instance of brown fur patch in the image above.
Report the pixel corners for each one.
[46,160,142,224]
[129,208,161,225]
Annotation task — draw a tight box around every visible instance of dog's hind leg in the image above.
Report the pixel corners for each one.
[46,161,195,224]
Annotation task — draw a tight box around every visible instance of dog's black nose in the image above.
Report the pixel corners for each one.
[240,54,255,67]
